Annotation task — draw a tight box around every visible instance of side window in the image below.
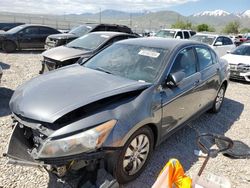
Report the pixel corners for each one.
[39,27,57,35]
[183,31,190,39]
[215,37,223,45]
[106,26,119,32]
[210,50,219,64]
[190,31,196,36]
[223,37,233,45]
[23,27,39,35]
[92,26,106,32]
[170,47,197,77]
[176,31,183,39]
[195,47,213,70]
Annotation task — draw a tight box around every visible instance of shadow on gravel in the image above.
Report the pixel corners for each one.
[0,49,44,55]
[45,98,244,188]
[0,61,10,70]
[229,79,250,85]
[0,87,14,117]
[125,97,244,187]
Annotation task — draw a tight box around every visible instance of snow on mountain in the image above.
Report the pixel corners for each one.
[240,10,250,18]
[193,9,230,17]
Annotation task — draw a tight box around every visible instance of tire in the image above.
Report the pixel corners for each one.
[2,40,16,53]
[210,84,226,113]
[114,126,154,184]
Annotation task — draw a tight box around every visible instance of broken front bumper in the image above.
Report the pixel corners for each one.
[4,125,116,167]
[4,125,48,167]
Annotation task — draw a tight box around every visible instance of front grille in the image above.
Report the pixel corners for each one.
[229,63,250,73]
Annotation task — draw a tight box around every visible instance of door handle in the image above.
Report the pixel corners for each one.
[194,79,200,86]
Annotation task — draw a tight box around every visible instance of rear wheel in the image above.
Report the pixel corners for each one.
[114,126,154,184]
[2,40,16,53]
[210,85,226,113]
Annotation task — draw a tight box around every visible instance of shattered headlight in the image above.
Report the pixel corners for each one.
[37,120,117,158]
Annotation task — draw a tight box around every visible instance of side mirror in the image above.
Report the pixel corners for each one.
[166,71,185,87]
[176,36,181,39]
[214,41,223,46]
[227,50,231,54]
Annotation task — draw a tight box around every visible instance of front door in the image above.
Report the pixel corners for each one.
[161,47,202,137]
[18,26,41,49]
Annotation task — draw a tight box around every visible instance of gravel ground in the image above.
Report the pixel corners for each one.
[0,51,249,188]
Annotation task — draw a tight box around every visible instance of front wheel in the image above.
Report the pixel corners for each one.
[114,126,154,184]
[210,85,226,113]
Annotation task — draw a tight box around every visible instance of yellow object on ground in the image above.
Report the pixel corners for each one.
[152,158,192,188]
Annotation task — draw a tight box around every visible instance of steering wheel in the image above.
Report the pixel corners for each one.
[197,133,234,157]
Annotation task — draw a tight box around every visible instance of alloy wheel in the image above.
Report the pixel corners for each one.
[123,134,150,175]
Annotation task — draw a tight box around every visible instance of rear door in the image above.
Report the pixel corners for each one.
[161,47,202,137]
[194,46,221,108]
[38,27,58,48]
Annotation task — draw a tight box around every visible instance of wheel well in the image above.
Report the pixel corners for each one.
[145,123,158,148]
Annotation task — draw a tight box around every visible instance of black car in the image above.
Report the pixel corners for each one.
[6,39,229,184]
[45,23,134,49]
[0,24,60,53]
[41,31,138,73]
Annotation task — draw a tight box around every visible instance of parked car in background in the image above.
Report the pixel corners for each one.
[221,43,250,82]
[155,29,196,39]
[6,38,229,184]
[0,24,60,53]
[41,32,138,73]
[190,33,235,57]
[45,23,134,49]
[0,22,25,31]
[0,65,2,84]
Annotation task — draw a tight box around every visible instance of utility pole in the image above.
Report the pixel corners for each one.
[99,8,102,23]
[130,12,132,27]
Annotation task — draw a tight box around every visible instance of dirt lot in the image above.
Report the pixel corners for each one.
[0,51,250,188]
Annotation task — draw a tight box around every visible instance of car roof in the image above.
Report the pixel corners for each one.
[116,38,203,49]
[159,29,192,32]
[19,24,56,28]
[195,33,231,38]
[87,31,135,37]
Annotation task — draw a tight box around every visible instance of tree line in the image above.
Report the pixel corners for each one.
[170,20,250,34]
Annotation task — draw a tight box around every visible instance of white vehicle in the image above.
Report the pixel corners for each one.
[155,29,196,39]
[190,33,235,57]
[221,43,250,82]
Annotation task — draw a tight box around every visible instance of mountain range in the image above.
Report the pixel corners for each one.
[0,9,249,32]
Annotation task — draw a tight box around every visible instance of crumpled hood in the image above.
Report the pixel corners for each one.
[221,54,250,65]
[10,64,150,123]
[42,46,91,62]
[48,33,78,40]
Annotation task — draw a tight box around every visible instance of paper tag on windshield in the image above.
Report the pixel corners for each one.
[138,50,160,58]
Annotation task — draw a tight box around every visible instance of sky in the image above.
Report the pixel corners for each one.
[0,0,248,15]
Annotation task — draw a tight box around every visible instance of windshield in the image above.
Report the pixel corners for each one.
[155,30,176,38]
[231,45,250,56]
[6,25,25,34]
[66,33,110,51]
[84,43,168,83]
[190,35,216,45]
[69,25,92,36]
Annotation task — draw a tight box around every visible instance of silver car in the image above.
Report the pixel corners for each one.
[190,33,235,57]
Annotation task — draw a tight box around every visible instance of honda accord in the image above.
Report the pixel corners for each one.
[5,38,229,184]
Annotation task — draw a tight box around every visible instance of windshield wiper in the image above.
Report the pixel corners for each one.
[95,67,112,74]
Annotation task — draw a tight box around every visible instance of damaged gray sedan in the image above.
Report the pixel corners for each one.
[5,38,229,184]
